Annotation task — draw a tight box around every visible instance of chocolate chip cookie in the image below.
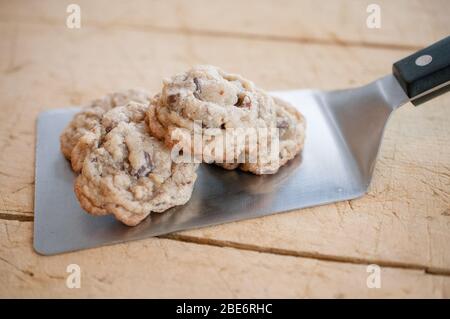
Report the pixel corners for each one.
[147,65,306,174]
[74,112,199,226]
[60,89,151,172]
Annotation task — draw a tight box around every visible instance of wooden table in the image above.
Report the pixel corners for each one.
[0,0,449,298]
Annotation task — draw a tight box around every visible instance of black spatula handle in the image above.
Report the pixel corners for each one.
[393,36,450,106]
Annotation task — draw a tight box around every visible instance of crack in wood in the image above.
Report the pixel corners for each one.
[0,213,34,222]
[0,16,422,52]
[161,233,450,277]
[0,256,34,277]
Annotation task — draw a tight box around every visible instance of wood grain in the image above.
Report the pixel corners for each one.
[0,0,449,297]
[1,219,449,298]
[1,0,449,48]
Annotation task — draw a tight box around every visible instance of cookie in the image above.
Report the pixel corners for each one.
[147,65,306,174]
[60,89,151,172]
[232,96,306,174]
[70,101,150,173]
[74,113,199,226]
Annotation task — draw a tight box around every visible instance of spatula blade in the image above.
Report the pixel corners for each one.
[34,90,368,255]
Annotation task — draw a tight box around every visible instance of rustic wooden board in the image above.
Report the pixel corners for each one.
[0,0,449,297]
[1,219,449,298]
[1,0,449,48]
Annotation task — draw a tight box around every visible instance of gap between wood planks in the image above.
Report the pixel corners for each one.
[0,15,422,52]
[162,234,450,277]
[2,212,450,277]
[0,212,34,222]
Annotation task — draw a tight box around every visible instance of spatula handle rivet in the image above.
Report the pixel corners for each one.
[415,54,433,66]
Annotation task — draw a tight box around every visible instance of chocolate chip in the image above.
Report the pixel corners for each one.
[105,126,113,133]
[144,151,152,163]
[193,77,201,93]
[98,136,105,147]
[167,94,179,106]
[193,77,202,100]
[134,151,154,178]
[135,166,147,178]
[234,94,252,108]
[277,119,289,129]
[220,123,226,129]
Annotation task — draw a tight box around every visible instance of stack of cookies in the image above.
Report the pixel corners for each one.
[61,65,306,226]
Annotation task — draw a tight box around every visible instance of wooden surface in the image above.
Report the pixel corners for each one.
[0,0,449,298]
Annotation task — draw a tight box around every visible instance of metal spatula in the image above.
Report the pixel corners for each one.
[34,37,450,255]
